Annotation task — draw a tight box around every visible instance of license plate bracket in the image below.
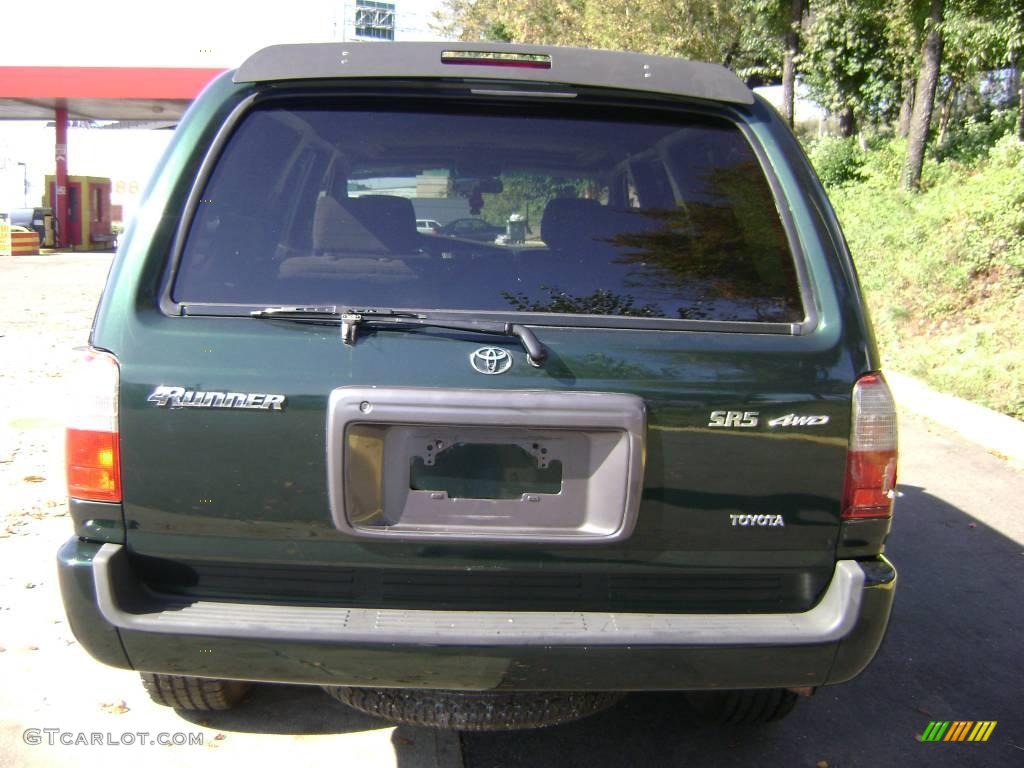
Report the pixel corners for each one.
[326,387,645,543]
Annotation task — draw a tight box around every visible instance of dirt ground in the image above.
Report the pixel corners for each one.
[0,253,458,767]
[0,252,108,537]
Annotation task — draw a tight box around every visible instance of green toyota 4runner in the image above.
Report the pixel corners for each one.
[58,42,898,730]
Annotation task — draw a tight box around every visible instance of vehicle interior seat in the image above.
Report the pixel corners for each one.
[539,198,604,254]
[527,198,662,301]
[278,194,421,294]
[341,195,423,255]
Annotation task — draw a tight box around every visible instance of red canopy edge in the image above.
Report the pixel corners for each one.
[0,67,228,100]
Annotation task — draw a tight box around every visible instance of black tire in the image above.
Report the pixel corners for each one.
[684,688,799,724]
[323,687,623,731]
[140,673,250,711]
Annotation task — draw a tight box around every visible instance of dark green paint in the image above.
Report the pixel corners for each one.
[57,539,131,669]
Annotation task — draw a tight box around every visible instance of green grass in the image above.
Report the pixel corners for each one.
[820,134,1024,420]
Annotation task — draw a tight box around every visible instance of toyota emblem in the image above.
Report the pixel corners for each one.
[470,347,513,375]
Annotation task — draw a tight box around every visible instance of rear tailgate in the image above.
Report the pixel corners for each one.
[116,321,851,615]
[100,79,862,617]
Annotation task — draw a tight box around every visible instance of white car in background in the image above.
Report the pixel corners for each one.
[416,218,441,234]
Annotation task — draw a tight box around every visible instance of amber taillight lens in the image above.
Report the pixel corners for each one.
[66,348,121,502]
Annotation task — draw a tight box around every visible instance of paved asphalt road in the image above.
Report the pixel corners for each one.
[2,254,1021,767]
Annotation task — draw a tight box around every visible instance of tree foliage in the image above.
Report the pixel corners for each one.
[439,0,821,122]
[941,0,1024,138]
[439,0,754,64]
[802,0,912,133]
[438,0,1024,183]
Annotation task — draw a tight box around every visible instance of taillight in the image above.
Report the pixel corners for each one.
[66,348,121,502]
[842,373,898,519]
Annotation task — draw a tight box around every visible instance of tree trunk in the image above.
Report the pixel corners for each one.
[897,76,915,137]
[838,106,857,137]
[722,40,741,70]
[902,0,945,191]
[781,0,804,127]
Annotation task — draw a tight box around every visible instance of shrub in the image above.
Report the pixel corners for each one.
[806,136,866,187]
[830,136,1024,419]
[932,110,1018,165]
[862,136,907,185]
[988,132,1024,168]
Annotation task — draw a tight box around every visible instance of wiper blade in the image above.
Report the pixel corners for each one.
[250,305,547,367]
[250,305,340,319]
[250,305,424,325]
[342,311,548,368]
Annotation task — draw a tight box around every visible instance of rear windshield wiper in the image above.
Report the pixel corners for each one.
[250,306,548,367]
[250,305,422,323]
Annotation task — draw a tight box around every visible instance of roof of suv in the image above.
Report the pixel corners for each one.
[233,42,754,106]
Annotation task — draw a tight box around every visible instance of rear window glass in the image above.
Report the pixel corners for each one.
[173,105,803,323]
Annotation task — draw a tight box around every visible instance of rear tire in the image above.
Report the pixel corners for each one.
[323,687,622,731]
[140,673,250,711]
[685,688,799,724]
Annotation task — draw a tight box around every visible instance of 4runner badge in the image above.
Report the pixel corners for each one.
[147,386,286,411]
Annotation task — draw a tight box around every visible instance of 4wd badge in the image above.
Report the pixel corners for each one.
[768,413,830,427]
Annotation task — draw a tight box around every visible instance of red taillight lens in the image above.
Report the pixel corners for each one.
[65,348,121,502]
[842,373,898,519]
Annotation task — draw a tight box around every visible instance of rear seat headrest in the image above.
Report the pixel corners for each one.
[313,195,386,254]
[313,194,419,254]
[541,198,603,251]
[347,195,420,253]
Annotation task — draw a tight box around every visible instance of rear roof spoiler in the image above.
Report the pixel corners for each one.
[233,42,754,106]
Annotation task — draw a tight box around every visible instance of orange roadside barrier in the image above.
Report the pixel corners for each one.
[11,231,41,255]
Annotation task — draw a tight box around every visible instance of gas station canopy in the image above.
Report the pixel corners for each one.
[0,66,226,121]
[0,65,226,247]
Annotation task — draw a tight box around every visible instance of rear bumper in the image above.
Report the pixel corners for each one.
[58,539,896,691]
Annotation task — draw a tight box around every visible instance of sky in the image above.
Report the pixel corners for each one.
[0,1,823,218]
[0,0,451,216]
[0,0,449,68]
